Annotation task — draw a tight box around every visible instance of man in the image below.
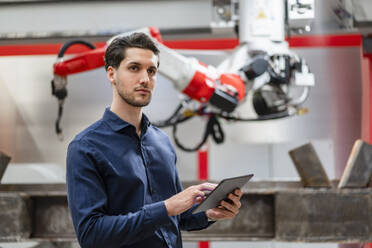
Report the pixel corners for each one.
[66,32,243,248]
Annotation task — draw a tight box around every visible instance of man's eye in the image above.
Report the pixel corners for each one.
[129,66,138,71]
[148,68,157,76]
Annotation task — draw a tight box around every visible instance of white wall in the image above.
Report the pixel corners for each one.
[0,0,212,36]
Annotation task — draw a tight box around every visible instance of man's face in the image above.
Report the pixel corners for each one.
[107,47,159,107]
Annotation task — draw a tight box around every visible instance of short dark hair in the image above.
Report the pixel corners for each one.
[104,32,160,71]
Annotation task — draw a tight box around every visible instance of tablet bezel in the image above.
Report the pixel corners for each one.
[191,174,253,214]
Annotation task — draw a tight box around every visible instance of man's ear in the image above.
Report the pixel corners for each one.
[107,66,116,86]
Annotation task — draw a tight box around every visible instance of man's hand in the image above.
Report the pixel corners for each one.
[164,183,217,216]
[205,188,243,221]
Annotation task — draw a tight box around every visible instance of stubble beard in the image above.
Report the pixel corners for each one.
[117,89,152,107]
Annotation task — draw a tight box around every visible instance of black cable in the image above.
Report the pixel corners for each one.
[217,110,291,121]
[153,99,200,128]
[55,103,63,137]
[153,103,185,128]
[57,40,96,58]
[53,40,96,139]
[172,115,225,152]
[156,114,194,128]
[209,115,224,144]
[155,100,294,152]
[157,104,293,152]
[172,121,208,152]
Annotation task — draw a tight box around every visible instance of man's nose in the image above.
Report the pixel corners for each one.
[139,70,150,84]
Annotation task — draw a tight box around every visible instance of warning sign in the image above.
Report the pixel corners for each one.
[257,10,268,19]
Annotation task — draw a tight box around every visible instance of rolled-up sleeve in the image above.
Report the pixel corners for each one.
[66,140,171,248]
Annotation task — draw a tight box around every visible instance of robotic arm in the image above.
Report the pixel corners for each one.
[51,26,314,151]
[53,27,245,112]
[52,27,246,141]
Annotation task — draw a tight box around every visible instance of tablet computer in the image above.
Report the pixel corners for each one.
[192,174,253,214]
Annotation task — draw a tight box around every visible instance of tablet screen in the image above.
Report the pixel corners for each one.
[192,174,253,214]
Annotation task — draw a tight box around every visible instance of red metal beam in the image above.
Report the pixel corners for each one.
[287,34,362,48]
[0,42,106,56]
[197,147,209,181]
[198,145,209,248]
[0,34,363,56]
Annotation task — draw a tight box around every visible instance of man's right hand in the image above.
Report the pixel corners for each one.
[164,183,217,216]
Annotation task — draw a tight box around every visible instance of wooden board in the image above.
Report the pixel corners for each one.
[338,139,372,188]
[0,151,11,182]
[289,143,331,188]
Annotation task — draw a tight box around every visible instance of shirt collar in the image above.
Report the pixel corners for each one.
[103,107,151,133]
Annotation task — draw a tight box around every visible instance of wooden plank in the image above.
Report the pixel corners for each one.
[288,143,331,187]
[0,151,11,181]
[338,139,372,188]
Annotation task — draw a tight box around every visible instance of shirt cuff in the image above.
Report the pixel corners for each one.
[143,201,171,228]
[192,210,215,228]
[204,211,217,225]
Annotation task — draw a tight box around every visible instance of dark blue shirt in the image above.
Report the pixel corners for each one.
[66,108,211,248]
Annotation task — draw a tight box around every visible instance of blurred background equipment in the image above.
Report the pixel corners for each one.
[51,0,315,151]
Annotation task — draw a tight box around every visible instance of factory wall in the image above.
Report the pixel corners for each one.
[0,0,213,36]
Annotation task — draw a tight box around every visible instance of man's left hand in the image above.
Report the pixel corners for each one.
[205,188,243,221]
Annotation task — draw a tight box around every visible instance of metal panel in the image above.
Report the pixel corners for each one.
[1,182,371,243]
[185,194,274,240]
[0,193,31,241]
[276,190,372,242]
[31,196,75,239]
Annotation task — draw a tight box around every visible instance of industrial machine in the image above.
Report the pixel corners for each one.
[51,0,315,151]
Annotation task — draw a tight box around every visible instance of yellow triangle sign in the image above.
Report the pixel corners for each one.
[257,10,267,19]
